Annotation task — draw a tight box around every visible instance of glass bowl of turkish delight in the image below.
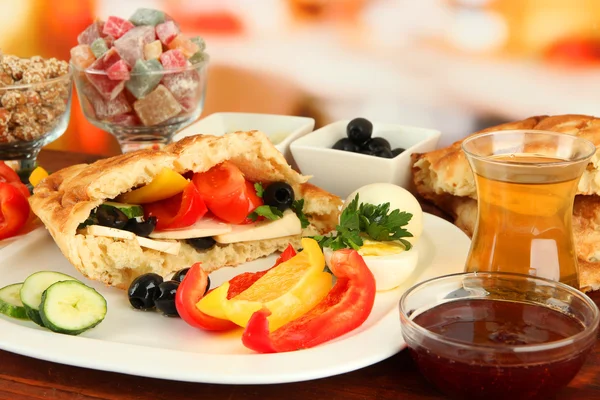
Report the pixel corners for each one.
[70,8,209,152]
[0,54,72,172]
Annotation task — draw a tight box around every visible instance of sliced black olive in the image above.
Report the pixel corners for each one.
[332,138,359,152]
[187,237,217,251]
[154,281,180,317]
[347,118,373,146]
[391,148,406,157]
[124,216,157,237]
[128,273,163,310]
[96,206,128,229]
[171,268,190,283]
[364,137,391,152]
[263,182,294,212]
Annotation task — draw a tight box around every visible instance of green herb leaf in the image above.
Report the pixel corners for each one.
[248,205,283,221]
[291,199,310,229]
[254,182,264,198]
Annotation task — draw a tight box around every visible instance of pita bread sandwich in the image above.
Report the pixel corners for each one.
[411,114,600,292]
[30,131,342,289]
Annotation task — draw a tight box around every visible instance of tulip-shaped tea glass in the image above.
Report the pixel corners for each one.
[461,130,596,289]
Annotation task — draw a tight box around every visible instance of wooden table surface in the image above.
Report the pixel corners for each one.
[1,149,599,400]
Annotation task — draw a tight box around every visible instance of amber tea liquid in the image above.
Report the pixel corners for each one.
[466,154,581,288]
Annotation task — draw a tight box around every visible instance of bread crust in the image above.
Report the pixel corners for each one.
[30,131,342,289]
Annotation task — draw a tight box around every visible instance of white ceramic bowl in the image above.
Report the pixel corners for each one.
[173,112,315,167]
[290,120,441,198]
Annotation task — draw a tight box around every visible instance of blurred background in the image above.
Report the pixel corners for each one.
[2,0,599,156]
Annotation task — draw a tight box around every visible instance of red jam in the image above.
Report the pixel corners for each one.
[410,299,592,400]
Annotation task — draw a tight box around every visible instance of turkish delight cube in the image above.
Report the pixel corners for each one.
[188,51,208,65]
[114,25,156,66]
[80,80,131,119]
[167,35,199,58]
[190,36,206,52]
[162,70,201,112]
[125,59,163,99]
[107,60,131,81]
[144,40,163,60]
[129,8,165,26]
[133,84,182,126]
[77,20,105,45]
[156,21,179,45]
[159,50,187,69]
[86,48,126,100]
[90,38,109,59]
[103,16,135,39]
[108,113,141,126]
[70,45,96,69]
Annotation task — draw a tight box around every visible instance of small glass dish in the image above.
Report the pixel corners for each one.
[0,72,72,173]
[71,58,208,153]
[399,272,599,400]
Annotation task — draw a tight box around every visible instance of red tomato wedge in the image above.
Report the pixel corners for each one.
[177,245,297,331]
[241,249,376,353]
[145,183,207,230]
[242,181,264,224]
[0,182,31,240]
[0,162,29,199]
[192,162,252,224]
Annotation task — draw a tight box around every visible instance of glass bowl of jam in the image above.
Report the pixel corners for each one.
[399,272,599,400]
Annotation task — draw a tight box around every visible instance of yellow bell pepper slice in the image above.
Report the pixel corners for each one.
[117,168,189,204]
[197,238,333,332]
[29,166,48,187]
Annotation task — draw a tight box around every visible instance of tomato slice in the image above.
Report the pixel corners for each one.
[0,182,30,240]
[0,162,29,198]
[175,263,238,331]
[241,181,264,224]
[145,183,207,230]
[192,162,251,224]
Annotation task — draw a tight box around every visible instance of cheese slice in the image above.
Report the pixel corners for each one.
[136,236,181,255]
[214,210,302,244]
[148,218,232,240]
[84,225,136,240]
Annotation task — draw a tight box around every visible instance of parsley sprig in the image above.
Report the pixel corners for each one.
[248,205,283,221]
[313,194,413,251]
[291,199,310,229]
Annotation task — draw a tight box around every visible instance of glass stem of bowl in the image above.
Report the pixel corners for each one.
[114,130,175,153]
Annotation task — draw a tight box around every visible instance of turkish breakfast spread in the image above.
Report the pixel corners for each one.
[70,8,207,127]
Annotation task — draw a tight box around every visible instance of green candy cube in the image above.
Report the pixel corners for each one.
[189,51,208,65]
[90,38,108,59]
[190,37,206,52]
[129,8,165,27]
[126,59,163,99]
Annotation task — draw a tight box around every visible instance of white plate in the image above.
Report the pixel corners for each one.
[0,213,469,384]
[173,112,315,168]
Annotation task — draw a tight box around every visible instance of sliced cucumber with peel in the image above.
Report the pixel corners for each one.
[39,280,107,335]
[20,271,79,326]
[0,283,29,320]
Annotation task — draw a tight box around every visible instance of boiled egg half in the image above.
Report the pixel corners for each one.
[326,183,424,291]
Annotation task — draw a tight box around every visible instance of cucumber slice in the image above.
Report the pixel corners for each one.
[39,281,107,335]
[0,283,29,320]
[101,202,144,219]
[20,271,79,326]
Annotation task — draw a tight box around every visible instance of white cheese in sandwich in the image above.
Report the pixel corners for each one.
[136,236,181,255]
[214,210,302,244]
[84,225,136,240]
[149,218,232,240]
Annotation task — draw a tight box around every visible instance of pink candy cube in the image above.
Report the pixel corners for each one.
[77,21,105,45]
[86,48,127,100]
[159,50,187,68]
[103,16,134,40]
[80,81,131,120]
[106,60,131,81]
[156,21,180,45]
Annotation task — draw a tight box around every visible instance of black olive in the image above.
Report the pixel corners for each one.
[391,148,406,157]
[124,216,157,237]
[373,148,394,158]
[128,273,163,310]
[364,137,391,152]
[172,267,190,283]
[96,206,129,229]
[263,182,295,212]
[154,280,180,317]
[347,118,373,146]
[332,138,359,152]
[187,237,217,251]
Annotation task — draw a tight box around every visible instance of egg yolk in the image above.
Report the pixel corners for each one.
[358,239,406,257]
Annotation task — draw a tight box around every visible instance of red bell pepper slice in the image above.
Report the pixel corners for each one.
[145,183,207,230]
[0,182,31,240]
[175,263,238,331]
[176,245,297,331]
[241,248,376,353]
[0,162,30,199]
